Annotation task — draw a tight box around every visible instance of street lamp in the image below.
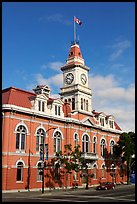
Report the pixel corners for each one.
[40,127,56,194]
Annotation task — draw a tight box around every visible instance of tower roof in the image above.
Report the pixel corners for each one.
[66,42,84,65]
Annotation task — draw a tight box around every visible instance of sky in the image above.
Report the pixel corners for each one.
[2,2,135,133]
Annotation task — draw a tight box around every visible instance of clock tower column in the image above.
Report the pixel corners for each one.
[60,42,92,114]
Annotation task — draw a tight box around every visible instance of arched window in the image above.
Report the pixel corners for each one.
[101,164,106,178]
[81,98,83,110]
[36,128,46,152]
[16,125,27,150]
[54,131,62,153]
[93,164,97,179]
[36,161,43,181]
[100,139,106,157]
[93,137,97,154]
[16,161,24,181]
[82,134,89,153]
[74,133,79,146]
[110,140,115,155]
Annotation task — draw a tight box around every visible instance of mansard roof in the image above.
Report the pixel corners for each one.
[2,87,36,108]
[2,86,122,131]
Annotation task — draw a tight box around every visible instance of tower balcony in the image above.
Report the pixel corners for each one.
[81,152,98,160]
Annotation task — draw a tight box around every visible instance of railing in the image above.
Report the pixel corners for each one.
[81,152,98,160]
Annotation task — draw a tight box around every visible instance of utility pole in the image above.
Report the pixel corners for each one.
[42,134,45,194]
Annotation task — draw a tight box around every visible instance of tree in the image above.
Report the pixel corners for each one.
[113,131,135,185]
[55,144,92,189]
[55,144,77,190]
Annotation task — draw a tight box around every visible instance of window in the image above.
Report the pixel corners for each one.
[109,121,113,128]
[37,162,43,181]
[101,164,106,178]
[55,105,61,116]
[16,161,24,182]
[55,105,57,115]
[93,137,97,154]
[100,139,106,157]
[110,140,115,155]
[36,128,46,152]
[42,101,45,112]
[54,131,62,153]
[82,134,89,153]
[100,118,104,126]
[86,100,88,111]
[16,125,27,151]
[38,100,45,112]
[58,106,60,116]
[54,162,60,181]
[81,98,83,110]
[38,101,41,111]
[93,164,97,179]
[74,133,79,146]
[84,99,85,110]
[72,98,75,110]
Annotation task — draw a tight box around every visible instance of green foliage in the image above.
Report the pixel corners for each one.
[114,131,135,184]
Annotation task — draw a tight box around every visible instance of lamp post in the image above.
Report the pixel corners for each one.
[41,127,56,194]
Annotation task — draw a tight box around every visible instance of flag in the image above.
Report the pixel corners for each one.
[74,16,82,25]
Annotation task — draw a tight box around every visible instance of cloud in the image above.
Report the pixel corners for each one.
[109,40,131,61]
[26,72,135,133]
[89,74,135,132]
[34,73,63,92]
[46,14,71,25]
[41,61,64,71]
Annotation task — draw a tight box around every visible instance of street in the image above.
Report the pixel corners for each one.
[2,184,135,202]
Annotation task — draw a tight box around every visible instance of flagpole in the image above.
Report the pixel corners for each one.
[74,16,76,43]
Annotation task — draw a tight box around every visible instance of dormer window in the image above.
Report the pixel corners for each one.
[55,105,61,116]
[109,120,114,128]
[100,118,104,126]
[38,100,45,112]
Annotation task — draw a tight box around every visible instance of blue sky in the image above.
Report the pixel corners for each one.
[2,2,135,132]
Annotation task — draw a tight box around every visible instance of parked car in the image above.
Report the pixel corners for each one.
[96,182,115,190]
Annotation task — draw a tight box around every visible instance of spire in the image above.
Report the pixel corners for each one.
[66,42,85,65]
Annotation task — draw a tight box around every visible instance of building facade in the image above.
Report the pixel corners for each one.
[2,42,126,192]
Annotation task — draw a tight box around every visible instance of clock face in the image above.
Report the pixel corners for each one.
[81,73,87,85]
[65,73,74,84]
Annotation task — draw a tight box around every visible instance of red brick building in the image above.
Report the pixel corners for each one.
[2,42,126,192]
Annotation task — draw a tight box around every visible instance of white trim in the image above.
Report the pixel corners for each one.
[81,132,90,142]
[2,104,123,134]
[92,162,98,168]
[14,121,29,134]
[109,139,116,146]
[36,160,43,167]
[101,163,106,169]
[53,128,64,139]
[34,125,47,137]
[100,137,107,145]
[15,159,25,167]
[73,132,79,141]
[93,135,97,143]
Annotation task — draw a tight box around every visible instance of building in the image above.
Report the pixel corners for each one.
[2,41,126,192]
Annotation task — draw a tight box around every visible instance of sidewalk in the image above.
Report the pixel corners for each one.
[2,184,135,199]
[2,186,96,198]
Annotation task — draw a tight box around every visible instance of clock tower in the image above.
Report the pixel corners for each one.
[60,42,92,114]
